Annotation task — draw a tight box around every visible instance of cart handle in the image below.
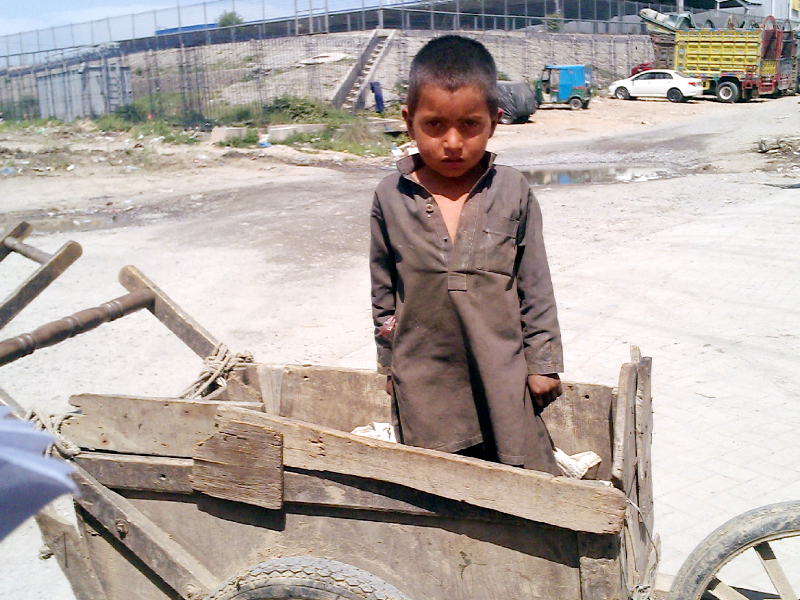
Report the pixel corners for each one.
[0,289,155,368]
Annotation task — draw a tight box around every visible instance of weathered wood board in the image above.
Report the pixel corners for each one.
[72,466,218,599]
[192,413,283,509]
[36,506,109,600]
[277,364,392,433]
[62,394,263,457]
[130,491,585,600]
[543,382,615,482]
[611,362,637,493]
[215,406,626,535]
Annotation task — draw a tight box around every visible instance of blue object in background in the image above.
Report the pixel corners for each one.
[370,81,385,114]
[0,407,77,542]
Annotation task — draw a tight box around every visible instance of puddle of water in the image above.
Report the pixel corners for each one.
[521,165,674,187]
[1,207,170,235]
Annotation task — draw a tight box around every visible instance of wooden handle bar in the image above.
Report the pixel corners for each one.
[119,265,220,359]
[4,237,52,264]
[0,289,155,368]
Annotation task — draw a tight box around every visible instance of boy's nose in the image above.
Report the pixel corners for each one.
[442,127,463,152]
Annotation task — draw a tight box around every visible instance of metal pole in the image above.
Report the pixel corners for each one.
[294,0,299,34]
[107,16,112,42]
[504,0,508,30]
[456,0,461,29]
[430,0,435,31]
[324,0,329,32]
[362,0,366,30]
[131,13,136,41]
[379,0,384,29]
[309,0,313,34]
[481,0,485,30]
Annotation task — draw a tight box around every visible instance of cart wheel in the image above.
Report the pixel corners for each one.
[668,501,800,600]
[206,557,413,600]
[569,97,583,110]
[666,88,684,103]
[615,87,630,100]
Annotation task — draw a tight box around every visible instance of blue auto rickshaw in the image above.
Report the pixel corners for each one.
[534,64,593,109]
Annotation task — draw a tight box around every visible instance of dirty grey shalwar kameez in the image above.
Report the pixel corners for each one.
[370,153,563,472]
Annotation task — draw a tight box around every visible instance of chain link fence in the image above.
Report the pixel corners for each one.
[0,0,760,124]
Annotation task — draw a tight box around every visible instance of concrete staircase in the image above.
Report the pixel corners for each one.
[332,29,395,113]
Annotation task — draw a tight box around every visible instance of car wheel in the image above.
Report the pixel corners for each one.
[667,88,684,103]
[614,87,630,100]
[716,82,739,103]
[569,97,582,110]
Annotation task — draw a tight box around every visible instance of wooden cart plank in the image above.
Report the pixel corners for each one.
[611,362,638,492]
[192,415,283,509]
[636,356,654,531]
[74,453,195,494]
[578,532,624,600]
[118,265,219,359]
[72,465,218,599]
[216,406,627,535]
[279,364,392,433]
[76,452,524,521]
[0,240,82,330]
[0,222,33,262]
[35,506,110,600]
[62,394,263,457]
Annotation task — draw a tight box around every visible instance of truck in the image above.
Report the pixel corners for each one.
[641,11,797,102]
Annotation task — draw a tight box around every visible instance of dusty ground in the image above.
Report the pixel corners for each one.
[1,93,799,599]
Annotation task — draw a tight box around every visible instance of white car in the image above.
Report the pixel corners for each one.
[608,69,703,103]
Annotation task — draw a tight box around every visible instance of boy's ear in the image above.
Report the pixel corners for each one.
[489,108,503,136]
[401,105,416,140]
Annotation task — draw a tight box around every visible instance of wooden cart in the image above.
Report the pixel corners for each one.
[24,268,658,600]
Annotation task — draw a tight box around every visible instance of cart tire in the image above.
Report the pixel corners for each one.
[716,81,739,103]
[666,88,684,103]
[667,501,800,600]
[569,97,583,110]
[615,87,630,100]
[206,557,413,600]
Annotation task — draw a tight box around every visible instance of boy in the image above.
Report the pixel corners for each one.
[370,35,563,474]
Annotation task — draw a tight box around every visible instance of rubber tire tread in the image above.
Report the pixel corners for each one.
[569,97,583,110]
[667,88,683,103]
[667,501,800,600]
[716,82,739,103]
[615,87,630,100]
[206,557,413,600]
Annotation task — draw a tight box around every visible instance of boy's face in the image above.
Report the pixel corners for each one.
[402,83,501,181]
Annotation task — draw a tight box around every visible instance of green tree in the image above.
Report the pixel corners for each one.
[217,10,244,27]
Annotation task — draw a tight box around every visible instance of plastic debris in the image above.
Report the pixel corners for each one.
[351,422,398,443]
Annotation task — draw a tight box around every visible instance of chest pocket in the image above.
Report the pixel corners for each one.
[476,216,520,276]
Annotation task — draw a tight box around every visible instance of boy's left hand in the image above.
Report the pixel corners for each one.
[528,374,562,412]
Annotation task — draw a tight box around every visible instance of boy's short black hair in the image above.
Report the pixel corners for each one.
[406,35,499,116]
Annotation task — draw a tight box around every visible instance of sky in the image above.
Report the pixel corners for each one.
[2,0,181,37]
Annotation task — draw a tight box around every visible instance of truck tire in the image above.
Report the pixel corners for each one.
[206,557,413,600]
[716,82,739,103]
[666,88,684,103]
[667,501,800,600]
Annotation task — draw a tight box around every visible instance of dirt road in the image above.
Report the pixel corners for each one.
[1,94,799,598]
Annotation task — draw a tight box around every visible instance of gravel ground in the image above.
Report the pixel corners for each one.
[1,93,799,599]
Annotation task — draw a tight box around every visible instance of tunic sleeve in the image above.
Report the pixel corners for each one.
[369,192,397,375]
[517,188,564,375]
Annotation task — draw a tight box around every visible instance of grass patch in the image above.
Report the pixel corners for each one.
[215,128,259,147]
[276,121,408,157]
[263,96,355,126]
[133,120,200,144]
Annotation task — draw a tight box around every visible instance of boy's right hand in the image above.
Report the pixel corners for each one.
[528,373,562,412]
